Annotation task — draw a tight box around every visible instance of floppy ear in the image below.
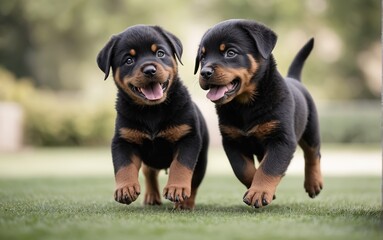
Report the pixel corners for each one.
[194,28,212,75]
[241,21,277,59]
[97,36,118,80]
[194,47,201,75]
[154,26,183,65]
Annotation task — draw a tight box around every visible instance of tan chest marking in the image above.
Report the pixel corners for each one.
[119,128,151,144]
[248,120,280,138]
[119,124,192,144]
[220,120,280,139]
[157,124,192,142]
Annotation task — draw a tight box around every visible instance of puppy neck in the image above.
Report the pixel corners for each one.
[257,55,289,103]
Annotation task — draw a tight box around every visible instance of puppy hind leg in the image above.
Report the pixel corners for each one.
[299,139,323,198]
[299,95,323,198]
[142,164,162,205]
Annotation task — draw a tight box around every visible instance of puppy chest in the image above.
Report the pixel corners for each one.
[139,141,175,169]
[119,124,192,144]
[219,120,280,140]
[118,125,192,168]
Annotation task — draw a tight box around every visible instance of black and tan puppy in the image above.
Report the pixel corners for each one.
[97,25,208,209]
[194,19,323,208]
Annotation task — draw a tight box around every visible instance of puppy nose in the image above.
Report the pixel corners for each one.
[142,64,157,77]
[200,67,214,80]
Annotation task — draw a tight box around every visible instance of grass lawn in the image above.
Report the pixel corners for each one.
[0,174,381,240]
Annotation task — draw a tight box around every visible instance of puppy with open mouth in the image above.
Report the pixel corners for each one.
[195,19,323,208]
[97,25,209,209]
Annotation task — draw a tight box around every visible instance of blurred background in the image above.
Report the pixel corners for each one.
[0,0,380,176]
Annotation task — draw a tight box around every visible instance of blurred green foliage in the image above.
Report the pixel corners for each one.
[318,101,380,143]
[0,68,114,146]
[0,0,380,146]
[0,67,379,146]
[199,0,381,99]
[0,0,380,98]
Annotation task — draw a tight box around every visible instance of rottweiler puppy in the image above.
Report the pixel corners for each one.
[97,25,209,209]
[194,19,323,208]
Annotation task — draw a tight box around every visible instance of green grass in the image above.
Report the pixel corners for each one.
[0,175,381,240]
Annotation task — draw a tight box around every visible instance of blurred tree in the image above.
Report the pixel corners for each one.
[323,0,381,98]
[0,1,32,80]
[189,0,380,99]
[0,0,152,90]
[0,0,380,99]
[0,0,380,147]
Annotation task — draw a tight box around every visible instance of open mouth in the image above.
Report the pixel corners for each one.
[206,79,240,103]
[130,79,169,101]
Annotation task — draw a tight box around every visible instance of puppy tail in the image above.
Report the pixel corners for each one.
[287,38,314,81]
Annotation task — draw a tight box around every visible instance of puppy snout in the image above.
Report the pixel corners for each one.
[142,64,157,77]
[200,66,214,80]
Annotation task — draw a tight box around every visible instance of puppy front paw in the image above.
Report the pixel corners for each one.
[114,182,141,205]
[243,169,281,208]
[163,184,191,203]
[243,187,276,208]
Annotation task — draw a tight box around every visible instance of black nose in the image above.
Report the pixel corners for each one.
[143,64,157,77]
[200,66,214,80]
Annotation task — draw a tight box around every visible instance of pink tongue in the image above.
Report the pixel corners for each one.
[140,83,163,100]
[206,86,228,101]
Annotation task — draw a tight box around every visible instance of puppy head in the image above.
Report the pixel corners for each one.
[97,25,183,105]
[194,19,277,105]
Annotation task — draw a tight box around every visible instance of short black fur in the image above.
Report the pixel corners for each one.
[195,19,323,208]
[97,25,208,209]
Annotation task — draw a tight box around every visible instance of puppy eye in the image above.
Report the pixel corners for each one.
[225,49,237,58]
[156,50,165,58]
[126,57,134,65]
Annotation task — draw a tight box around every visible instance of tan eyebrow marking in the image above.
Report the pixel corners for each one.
[219,43,226,52]
[129,49,136,56]
[151,44,158,52]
